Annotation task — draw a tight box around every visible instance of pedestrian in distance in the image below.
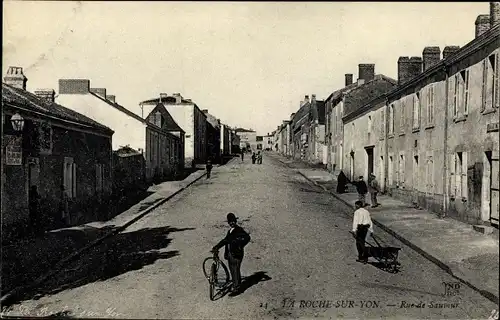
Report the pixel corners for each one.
[212,213,251,294]
[336,170,349,194]
[349,176,368,207]
[251,152,256,164]
[206,159,213,179]
[368,173,381,208]
[351,200,374,264]
[257,151,262,164]
[241,150,245,162]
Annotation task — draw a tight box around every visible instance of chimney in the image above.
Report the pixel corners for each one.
[34,89,55,103]
[442,46,461,60]
[90,88,106,98]
[422,47,441,71]
[202,109,208,113]
[4,66,27,90]
[475,14,490,37]
[491,2,500,28]
[398,56,423,85]
[358,64,375,82]
[345,74,353,86]
[357,79,365,86]
[172,93,182,104]
[290,113,295,121]
[106,95,116,103]
[304,95,310,104]
[59,79,90,94]
[311,94,316,103]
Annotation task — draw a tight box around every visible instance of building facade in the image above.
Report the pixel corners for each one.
[140,93,207,167]
[2,68,114,239]
[57,81,181,182]
[235,128,257,151]
[203,109,222,163]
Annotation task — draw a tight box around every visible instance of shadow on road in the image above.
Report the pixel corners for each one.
[228,271,272,297]
[10,226,195,304]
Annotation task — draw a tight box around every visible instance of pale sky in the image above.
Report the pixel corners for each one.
[2,1,488,135]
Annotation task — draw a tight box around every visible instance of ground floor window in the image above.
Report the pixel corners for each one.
[63,157,77,198]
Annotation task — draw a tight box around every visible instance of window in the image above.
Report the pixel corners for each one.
[413,155,419,190]
[380,109,385,136]
[427,84,435,125]
[155,111,162,127]
[398,153,405,187]
[412,93,420,130]
[450,152,468,199]
[426,154,435,193]
[400,102,405,133]
[39,123,53,154]
[95,163,103,193]
[463,70,470,115]
[389,104,395,135]
[482,53,499,112]
[389,155,394,185]
[63,157,77,199]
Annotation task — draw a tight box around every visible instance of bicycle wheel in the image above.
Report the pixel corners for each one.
[214,260,230,288]
[209,263,216,301]
[203,257,214,280]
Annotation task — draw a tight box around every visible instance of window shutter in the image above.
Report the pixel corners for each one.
[495,53,499,108]
[453,76,458,117]
[72,163,77,198]
[455,155,462,197]
[429,157,435,193]
[431,85,435,124]
[482,59,488,112]
[464,70,469,115]
[461,152,468,198]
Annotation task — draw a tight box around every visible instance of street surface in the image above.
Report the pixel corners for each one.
[2,154,497,319]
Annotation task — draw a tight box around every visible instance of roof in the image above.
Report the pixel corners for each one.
[146,103,185,133]
[343,75,397,117]
[204,111,220,129]
[292,101,311,130]
[90,92,147,124]
[325,82,358,104]
[387,24,500,101]
[2,83,113,134]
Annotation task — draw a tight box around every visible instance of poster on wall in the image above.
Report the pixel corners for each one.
[5,135,22,165]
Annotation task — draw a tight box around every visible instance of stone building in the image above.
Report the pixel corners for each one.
[341,3,499,226]
[2,68,114,239]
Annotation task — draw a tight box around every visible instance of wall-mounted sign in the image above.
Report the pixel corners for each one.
[487,122,499,133]
[5,135,22,165]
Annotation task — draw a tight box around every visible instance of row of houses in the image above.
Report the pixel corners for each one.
[1,68,241,240]
[272,3,500,227]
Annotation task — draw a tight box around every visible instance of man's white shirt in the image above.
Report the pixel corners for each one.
[352,208,374,233]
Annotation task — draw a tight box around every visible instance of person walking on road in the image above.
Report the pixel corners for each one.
[257,151,262,164]
[351,200,373,264]
[251,152,256,164]
[350,176,368,206]
[240,150,245,162]
[212,213,251,294]
[206,159,213,179]
[368,173,381,208]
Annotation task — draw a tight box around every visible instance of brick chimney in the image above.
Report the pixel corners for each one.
[202,109,208,113]
[4,66,27,90]
[90,88,106,98]
[398,56,422,85]
[475,14,490,37]
[442,46,461,60]
[304,95,310,104]
[34,89,55,103]
[106,95,116,103]
[59,79,90,94]
[491,2,500,28]
[311,94,316,103]
[345,74,353,86]
[422,47,441,71]
[358,64,375,82]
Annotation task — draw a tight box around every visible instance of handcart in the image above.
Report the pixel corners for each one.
[352,232,401,273]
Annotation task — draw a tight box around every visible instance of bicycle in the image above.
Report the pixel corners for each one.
[203,250,230,301]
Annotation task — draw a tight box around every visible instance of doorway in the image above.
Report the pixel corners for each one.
[365,147,374,177]
[485,151,499,226]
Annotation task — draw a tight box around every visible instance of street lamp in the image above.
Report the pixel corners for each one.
[10,113,25,132]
